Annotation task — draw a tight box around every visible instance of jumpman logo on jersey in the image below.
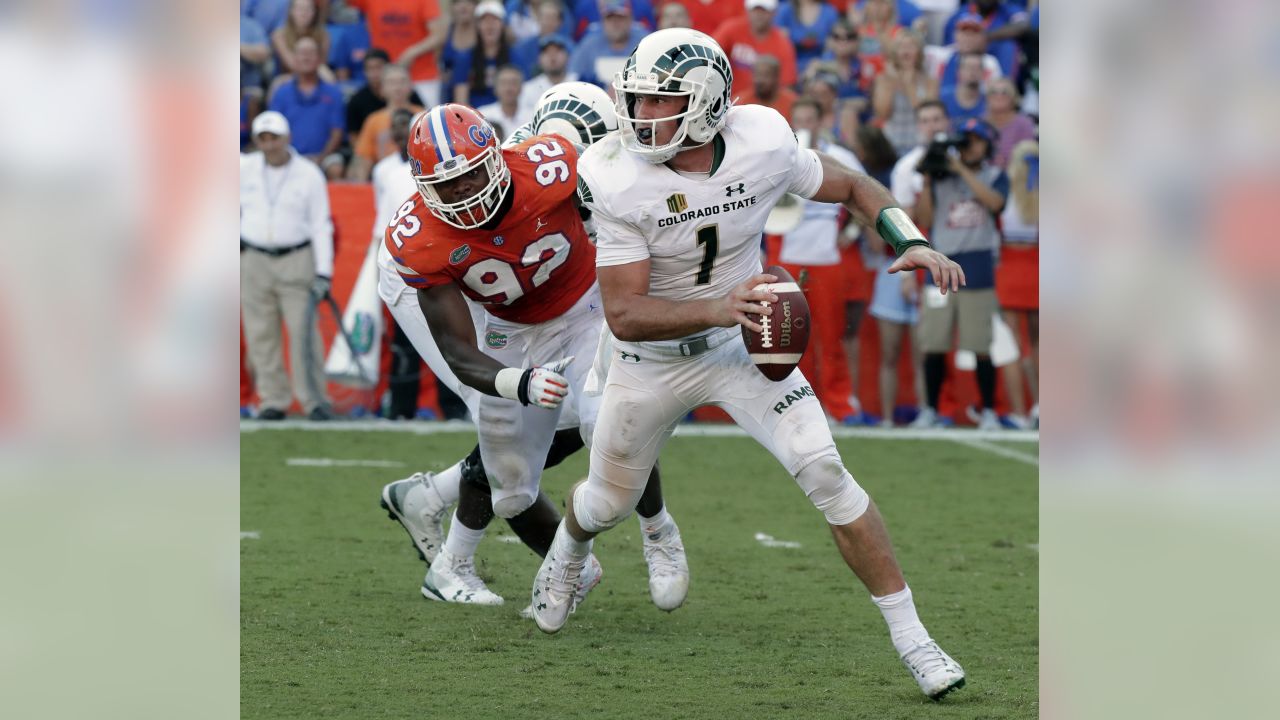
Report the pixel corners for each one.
[535,217,548,232]
[725,183,746,197]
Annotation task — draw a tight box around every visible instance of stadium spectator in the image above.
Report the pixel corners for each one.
[776,97,861,423]
[656,0,692,30]
[996,138,1038,427]
[440,0,480,102]
[327,17,373,91]
[568,1,648,89]
[736,55,797,121]
[570,0,655,39]
[872,32,938,156]
[270,0,331,78]
[984,76,1035,169]
[942,0,1029,78]
[775,0,841,74]
[816,20,869,100]
[239,111,334,421]
[801,70,843,137]
[244,0,291,36]
[241,14,271,91]
[478,65,532,141]
[713,0,798,101]
[345,48,425,139]
[349,0,448,107]
[656,0,740,36]
[505,0,563,43]
[348,64,423,180]
[454,1,515,108]
[268,37,345,161]
[875,100,948,426]
[848,0,927,37]
[852,0,904,90]
[512,1,576,76]
[939,52,987,125]
[517,35,577,119]
[911,117,1008,430]
[925,12,1002,93]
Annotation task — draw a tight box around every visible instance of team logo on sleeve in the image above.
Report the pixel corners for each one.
[666,193,688,214]
[577,176,595,206]
[449,244,472,264]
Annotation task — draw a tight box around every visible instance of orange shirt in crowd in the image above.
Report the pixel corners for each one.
[712,16,798,100]
[659,0,744,36]
[355,104,425,161]
[736,85,798,121]
[348,0,442,82]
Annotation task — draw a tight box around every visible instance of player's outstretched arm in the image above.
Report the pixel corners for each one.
[808,151,966,294]
[417,285,570,409]
[598,261,778,341]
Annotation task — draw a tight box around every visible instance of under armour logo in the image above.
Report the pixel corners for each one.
[619,351,641,362]
[725,183,746,197]
[535,217,547,232]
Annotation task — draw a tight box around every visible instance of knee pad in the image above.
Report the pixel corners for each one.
[572,480,633,533]
[794,453,870,526]
[493,490,536,519]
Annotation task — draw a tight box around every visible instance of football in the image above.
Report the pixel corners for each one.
[742,265,811,381]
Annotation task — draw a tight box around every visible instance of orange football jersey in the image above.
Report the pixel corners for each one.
[384,134,596,324]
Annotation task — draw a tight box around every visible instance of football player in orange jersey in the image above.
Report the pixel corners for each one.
[380,101,688,611]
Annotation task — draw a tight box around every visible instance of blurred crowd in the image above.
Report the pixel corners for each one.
[240,0,1039,429]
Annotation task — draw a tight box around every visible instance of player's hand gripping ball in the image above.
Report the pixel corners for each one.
[742,265,811,381]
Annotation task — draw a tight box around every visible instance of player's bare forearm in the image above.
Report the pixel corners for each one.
[810,150,899,227]
[417,286,504,396]
[599,261,777,340]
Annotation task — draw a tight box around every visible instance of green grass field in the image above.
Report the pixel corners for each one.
[241,427,1038,719]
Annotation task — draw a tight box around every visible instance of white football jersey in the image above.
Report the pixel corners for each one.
[580,105,824,304]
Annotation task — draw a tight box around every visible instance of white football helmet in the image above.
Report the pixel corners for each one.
[613,28,734,163]
[531,82,618,148]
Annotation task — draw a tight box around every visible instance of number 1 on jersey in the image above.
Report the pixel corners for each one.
[695,224,718,285]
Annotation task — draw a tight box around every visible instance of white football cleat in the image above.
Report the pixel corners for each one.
[642,520,689,611]
[381,472,452,564]
[977,408,1002,431]
[519,554,602,619]
[421,550,504,605]
[900,638,966,700]
[530,548,589,633]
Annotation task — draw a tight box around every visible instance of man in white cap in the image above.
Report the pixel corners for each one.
[239,111,335,421]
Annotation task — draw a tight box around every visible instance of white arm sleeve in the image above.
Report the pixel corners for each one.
[787,147,825,199]
[593,209,650,267]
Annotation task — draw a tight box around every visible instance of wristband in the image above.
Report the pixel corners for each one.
[876,207,931,256]
[494,367,527,404]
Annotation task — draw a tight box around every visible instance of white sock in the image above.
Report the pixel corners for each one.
[639,506,671,537]
[432,462,463,506]
[871,585,930,656]
[442,511,485,559]
[554,521,592,561]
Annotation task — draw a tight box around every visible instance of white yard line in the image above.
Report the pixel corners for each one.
[285,458,407,468]
[949,437,1040,467]
[241,531,261,540]
[754,532,802,549]
[243,419,1038,443]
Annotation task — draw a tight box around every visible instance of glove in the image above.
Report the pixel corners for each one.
[311,275,332,300]
[496,357,573,409]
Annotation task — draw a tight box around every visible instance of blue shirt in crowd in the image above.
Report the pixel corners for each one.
[242,0,289,36]
[940,87,986,125]
[943,1,1029,77]
[775,1,840,74]
[268,80,346,156]
[569,25,648,88]
[241,15,268,90]
[328,22,372,93]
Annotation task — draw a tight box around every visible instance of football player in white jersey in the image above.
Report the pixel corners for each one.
[376,83,690,612]
[530,29,969,701]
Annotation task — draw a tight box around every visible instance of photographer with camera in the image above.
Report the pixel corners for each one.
[910,117,1009,430]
